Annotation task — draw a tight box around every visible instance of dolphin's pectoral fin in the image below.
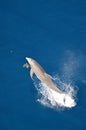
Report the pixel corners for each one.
[30,69,34,78]
[45,73,53,79]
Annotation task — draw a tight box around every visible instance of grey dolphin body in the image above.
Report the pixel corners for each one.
[26,57,62,94]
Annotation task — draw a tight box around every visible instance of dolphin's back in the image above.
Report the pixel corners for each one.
[32,59,46,74]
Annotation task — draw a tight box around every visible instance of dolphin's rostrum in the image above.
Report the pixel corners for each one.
[26,57,62,94]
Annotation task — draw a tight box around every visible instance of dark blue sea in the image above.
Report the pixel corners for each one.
[0,0,86,130]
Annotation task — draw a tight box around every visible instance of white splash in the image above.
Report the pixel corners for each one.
[33,76,77,110]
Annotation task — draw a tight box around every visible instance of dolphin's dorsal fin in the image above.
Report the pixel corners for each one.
[45,73,53,79]
[30,69,34,78]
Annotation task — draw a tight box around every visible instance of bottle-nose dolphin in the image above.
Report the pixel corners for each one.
[26,57,62,94]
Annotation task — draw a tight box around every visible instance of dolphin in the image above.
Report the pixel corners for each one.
[26,57,62,94]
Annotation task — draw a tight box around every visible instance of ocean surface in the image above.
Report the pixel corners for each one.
[0,0,86,130]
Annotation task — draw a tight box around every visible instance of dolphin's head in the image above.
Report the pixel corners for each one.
[26,57,33,67]
[26,57,31,62]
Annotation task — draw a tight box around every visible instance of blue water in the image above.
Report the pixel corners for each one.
[0,0,86,130]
